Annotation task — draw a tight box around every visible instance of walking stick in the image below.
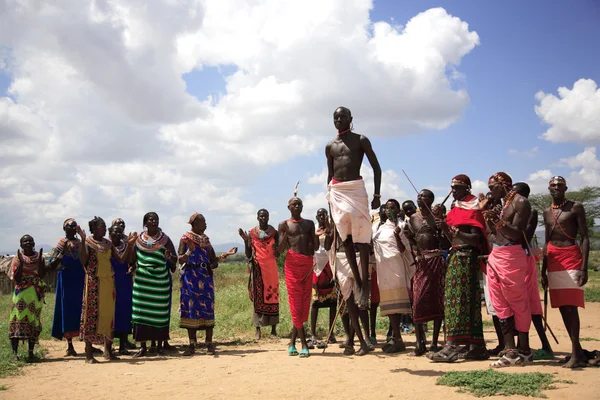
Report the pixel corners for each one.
[322,298,345,354]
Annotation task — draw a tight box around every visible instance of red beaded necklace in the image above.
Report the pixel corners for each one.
[552,199,569,209]
[337,128,351,135]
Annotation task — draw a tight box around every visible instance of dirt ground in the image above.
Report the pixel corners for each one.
[2,303,600,400]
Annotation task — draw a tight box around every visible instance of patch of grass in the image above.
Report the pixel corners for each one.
[585,286,600,302]
[0,385,7,390]
[580,337,600,342]
[436,370,557,398]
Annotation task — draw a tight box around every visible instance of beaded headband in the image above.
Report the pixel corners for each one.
[451,178,469,188]
[549,176,566,185]
[63,218,76,229]
[111,218,124,226]
[488,172,512,187]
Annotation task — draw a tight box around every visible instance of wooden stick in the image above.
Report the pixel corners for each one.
[323,298,345,354]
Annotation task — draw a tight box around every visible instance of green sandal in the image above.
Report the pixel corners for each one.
[299,348,310,358]
[288,346,299,356]
[533,349,555,360]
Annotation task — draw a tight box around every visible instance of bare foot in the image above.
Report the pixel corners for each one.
[355,346,369,356]
[410,347,427,357]
[85,358,99,364]
[343,346,355,356]
[103,353,120,361]
[563,352,588,369]
[207,344,216,355]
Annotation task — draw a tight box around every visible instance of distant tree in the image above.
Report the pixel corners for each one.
[528,186,600,232]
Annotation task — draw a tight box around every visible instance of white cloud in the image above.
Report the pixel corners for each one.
[535,79,600,144]
[508,146,539,158]
[0,2,479,249]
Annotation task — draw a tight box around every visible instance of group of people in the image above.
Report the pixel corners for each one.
[7,106,592,368]
[8,212,235,363]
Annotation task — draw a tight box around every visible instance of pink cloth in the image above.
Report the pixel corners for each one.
[524,254,543,315]
[284,250,313,329]
[487,245,531,332]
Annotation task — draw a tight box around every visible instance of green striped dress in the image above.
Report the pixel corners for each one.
[132,241,172,341]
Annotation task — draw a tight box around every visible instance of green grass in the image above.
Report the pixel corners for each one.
[0,385,6,390]
[436,370,562,398]
[580,337,600,342]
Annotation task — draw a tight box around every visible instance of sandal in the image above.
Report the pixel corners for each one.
[490,351,531,368]
[306,339,315,350]
[383,339,406,354]
[118,348,130,356]
[369,336,377,346]
[430,346,460,363]
[288,346,299,356]
[533,349,555,361]
[206,343,216,355]
[299,348,310,358]
[343,346,355,356]
[316,341,327,349]
[328,336,337,344]
[182,345,195,357]
[464,347,490,361]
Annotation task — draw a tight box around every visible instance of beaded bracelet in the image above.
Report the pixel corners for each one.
[449,226,459,237]
[495,219,506,230]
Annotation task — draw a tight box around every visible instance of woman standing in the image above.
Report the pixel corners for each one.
[179,212,236,355]
[78,217,136,364]
[109,224,135,354]
[49,218,85,357]
[130,212,177,357]
[9,235,45,361]
[239,209,280,340]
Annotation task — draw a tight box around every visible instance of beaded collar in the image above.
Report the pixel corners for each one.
[136,231,168,252]
[182,230,211,249]
[85,236,112,253]
[57,237,81,253]
[251,226,276,241]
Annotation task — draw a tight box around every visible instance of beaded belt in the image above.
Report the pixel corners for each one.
[188,262,209,269]
[416,251,442,261]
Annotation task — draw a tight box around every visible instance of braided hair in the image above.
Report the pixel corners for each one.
[88,216,105,234]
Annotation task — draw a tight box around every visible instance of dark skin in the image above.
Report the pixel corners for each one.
[310,209,337,345]
[48,220,81,356]
[326,107,381,297]
[436,184,487,358]
[278,198,315,352]
[542,181,589,368]
[127,214,176,358]
[77,221,136,363]
[409,191,443,355]
[485,182,532,357]
[178,215,220,355]
[238,210,279,339]
[378,201,407,353]
[512,183,554,357]
[11,235,44,362]
[109,225,137,354]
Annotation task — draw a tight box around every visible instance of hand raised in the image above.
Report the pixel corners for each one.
[226,247,238,256]
[127,232,138,245]
[76,225,86,238]
[371,196,381,210]
[238,229,248,241]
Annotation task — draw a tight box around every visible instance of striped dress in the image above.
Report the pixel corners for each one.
[131,232,172,341]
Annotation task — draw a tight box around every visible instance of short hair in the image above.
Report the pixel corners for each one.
[386,199,401,210]
[420,189,435,201]
[88,216,105,233]
[143,212,159,227]
[257,208,269,216]
[513,182,531,198]
[402,200,415,207]
[334,106,352,117]
[20,234,33,243]
[316,208,328,215]
[108,224,123,235]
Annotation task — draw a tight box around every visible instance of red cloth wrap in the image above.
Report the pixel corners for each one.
[547,243,585,308]
[446,194,488,271]
[284,250,313,329]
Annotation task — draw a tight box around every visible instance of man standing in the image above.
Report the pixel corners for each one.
[409,190,446,356]
[542,176,589,368]
[513,182,554,360]
[279,196,316,358]
[326,106,381,356]
[433,175,488,362]
[239,209,280,340]
[485,172,532,367]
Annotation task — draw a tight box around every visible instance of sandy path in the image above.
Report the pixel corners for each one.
[2,303,600,399]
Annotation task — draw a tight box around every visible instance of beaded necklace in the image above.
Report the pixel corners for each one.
[552,198,569,209]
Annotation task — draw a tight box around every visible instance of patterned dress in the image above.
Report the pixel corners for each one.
[8,252,45,342]
[80,238,116,344]
[179,231,216,330]
[443,247,484,346]
[132,231,172,341]
[51,238,85,341]
[248,227,280,326]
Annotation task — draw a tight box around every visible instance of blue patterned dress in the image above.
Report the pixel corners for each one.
[179,231,215,330]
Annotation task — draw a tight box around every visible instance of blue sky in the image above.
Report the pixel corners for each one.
[1,0,599,249]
